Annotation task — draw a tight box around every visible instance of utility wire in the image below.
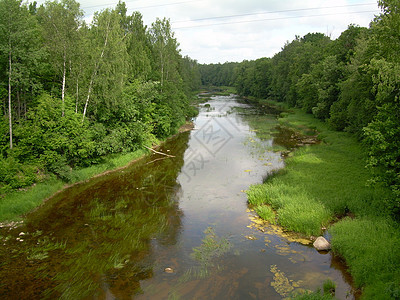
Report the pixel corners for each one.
[172,3,377,24]
[173,10,378,29]
[80,1,378,26]
[82,0,200,10]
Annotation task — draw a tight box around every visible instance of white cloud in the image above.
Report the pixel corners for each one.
[31,0,381,63]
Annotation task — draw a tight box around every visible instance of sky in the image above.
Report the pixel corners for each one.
[32,0,381,64]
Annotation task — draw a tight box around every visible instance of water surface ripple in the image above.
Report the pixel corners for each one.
[0,95,356,299]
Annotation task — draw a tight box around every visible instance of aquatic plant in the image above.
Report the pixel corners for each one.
[247,103,400,298]
[190,227,231,268]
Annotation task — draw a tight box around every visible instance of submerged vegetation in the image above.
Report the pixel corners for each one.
[0,132,189,299]
[0,0,201,221]
[199,2,400,298]
[246,104,400,298]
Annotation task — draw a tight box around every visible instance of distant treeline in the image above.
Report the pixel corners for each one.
[200,1,400,214]
[0,0,201,193]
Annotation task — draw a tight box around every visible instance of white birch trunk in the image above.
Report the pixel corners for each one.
[75,76,79,114]
[8,50,13,149]
[61,50,66,117]
[82,19,110,122]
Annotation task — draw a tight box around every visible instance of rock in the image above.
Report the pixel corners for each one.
[313,236,331,251]
[164,267,174,273]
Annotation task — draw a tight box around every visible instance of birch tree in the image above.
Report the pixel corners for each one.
[37,0,82,116]
[0,0,42,149]
[149,18,181,89]
[82,9,128,123]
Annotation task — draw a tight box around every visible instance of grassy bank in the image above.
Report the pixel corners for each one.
[246,101,400,299]
[0,149,147,223]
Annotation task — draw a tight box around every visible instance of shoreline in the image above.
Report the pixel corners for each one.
[246,99,399,299]
[0,121,195,225]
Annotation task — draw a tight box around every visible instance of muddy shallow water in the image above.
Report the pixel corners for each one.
[0,95,356,299]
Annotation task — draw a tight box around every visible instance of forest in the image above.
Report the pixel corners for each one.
[0,0,201,194]
[1,0,400,298]
[200,0,400,216]
[1,0,399,218]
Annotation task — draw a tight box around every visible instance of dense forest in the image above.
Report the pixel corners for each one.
[200,0,400,216]
[0,0,201,194]
[2,0,399,217]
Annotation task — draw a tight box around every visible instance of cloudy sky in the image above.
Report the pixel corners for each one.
[33,0,381,64]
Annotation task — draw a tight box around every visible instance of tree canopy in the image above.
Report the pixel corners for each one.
[202,4,400,215]
[0,0,201,193]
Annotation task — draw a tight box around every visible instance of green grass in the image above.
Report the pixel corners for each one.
[322,279,336,296]
[330,217,400,299]
[254,205,276,224]
[0,179,64,222]
[0,149,146,222]
[246,102,400,299]
[69,149,146,184]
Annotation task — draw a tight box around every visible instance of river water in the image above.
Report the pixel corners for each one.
[0,95,356,299]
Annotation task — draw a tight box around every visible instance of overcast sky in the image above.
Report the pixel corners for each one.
[33,0,381,64]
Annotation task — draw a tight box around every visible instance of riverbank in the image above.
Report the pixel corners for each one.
[0,122,195,224]
[246,100,400,299]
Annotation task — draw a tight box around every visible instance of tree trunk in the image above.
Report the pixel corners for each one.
[17,89,20,120]
[82,18,110,122]
[8,50,13,149]
[82,78,93,122]
[75,76,79,114]
[61,49,66,117]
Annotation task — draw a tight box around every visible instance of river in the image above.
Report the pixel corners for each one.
[0,95,356,299]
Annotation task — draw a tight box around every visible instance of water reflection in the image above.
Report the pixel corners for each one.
[0,96,357,300]
[0,132,190,299]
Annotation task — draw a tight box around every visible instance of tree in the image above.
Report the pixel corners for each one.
[180,56,201,95]
[0,0,43,149]
[362,0,400,212]
[37,0,83,116]
[115,2,152,80]
[149,18,181,89]
[82,8,129,123]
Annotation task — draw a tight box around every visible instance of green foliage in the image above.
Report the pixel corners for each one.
[14,93,95,180]
[0,155,39,194]
[363,58,400,213]
[0,0,200,198]
[234,58,271,98]
[245,105,397,299]
[226,5,400,215]
[199,62,239,87]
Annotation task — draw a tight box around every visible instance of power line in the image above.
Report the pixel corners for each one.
[172,3,377,24]
[173,10,378,29]
[130,0,200,10]
[82,0,200,10]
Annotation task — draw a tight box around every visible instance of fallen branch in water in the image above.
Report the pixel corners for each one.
[145,157,169,165]
[144,146,175,158]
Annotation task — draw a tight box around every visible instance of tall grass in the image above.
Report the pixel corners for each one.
[246,103,400,299]
[330,217,400,298]
[0,149,146,222]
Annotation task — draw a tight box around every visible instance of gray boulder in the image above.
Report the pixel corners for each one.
[313,236,331,251]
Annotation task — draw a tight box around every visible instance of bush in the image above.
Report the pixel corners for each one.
[0,155,40,193]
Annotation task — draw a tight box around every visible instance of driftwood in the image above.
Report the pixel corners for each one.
[144,146,175,158]
[145,157,169,165]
